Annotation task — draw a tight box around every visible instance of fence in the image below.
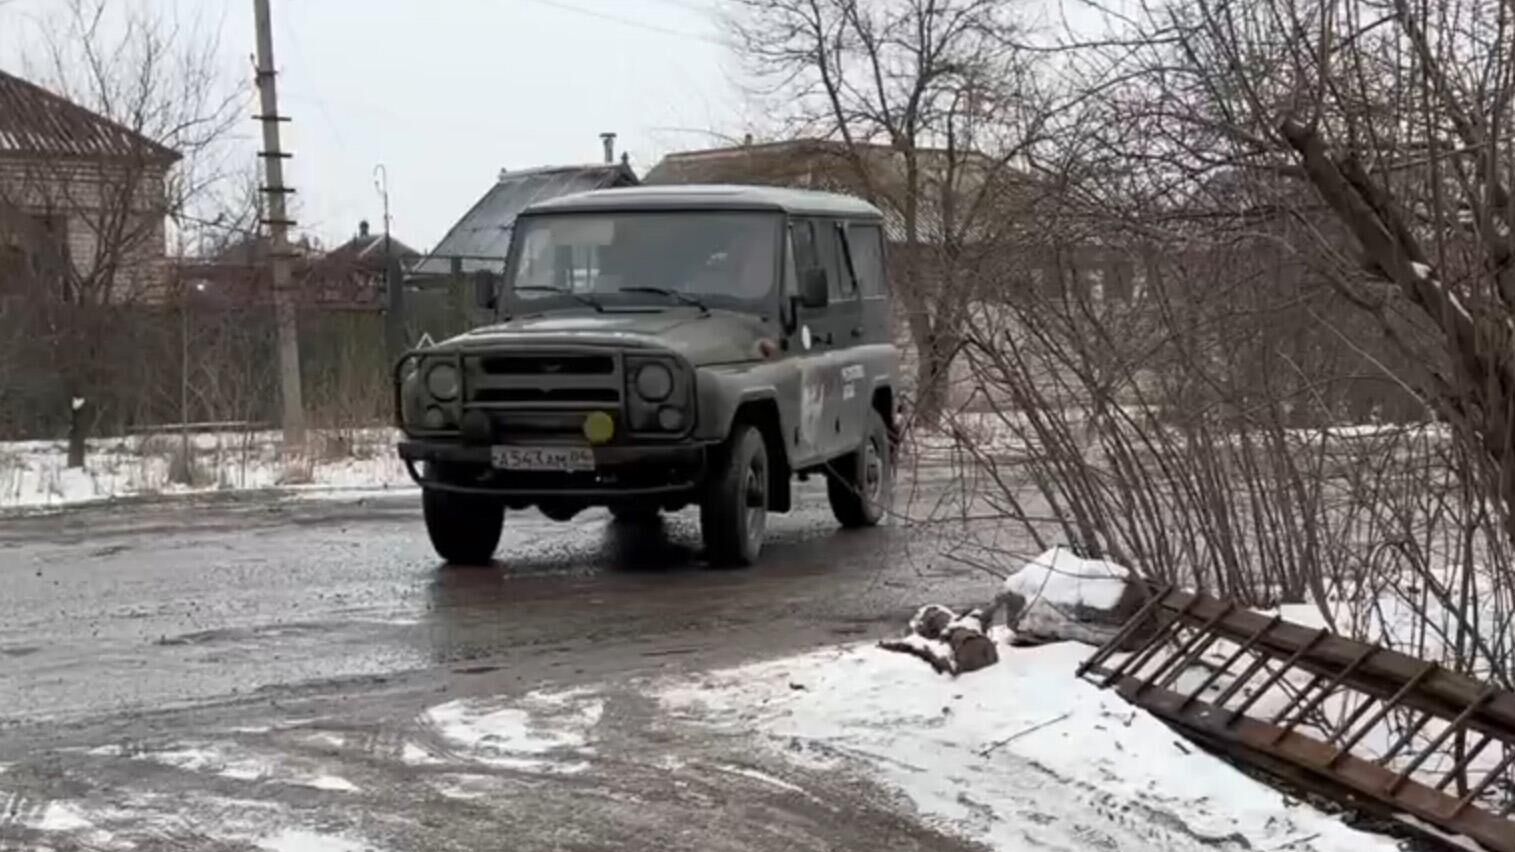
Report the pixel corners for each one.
[0,280,476,441]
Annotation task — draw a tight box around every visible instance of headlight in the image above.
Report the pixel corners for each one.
[635,363,673,401]
[426,362,460,401]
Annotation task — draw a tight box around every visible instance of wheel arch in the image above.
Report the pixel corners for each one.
[729,397,792,513]
[872,383,899,447]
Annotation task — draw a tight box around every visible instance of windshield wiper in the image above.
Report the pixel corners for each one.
[618,287,708,313]
[514,285,603,312]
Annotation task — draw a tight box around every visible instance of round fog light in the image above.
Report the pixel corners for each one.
[583,410,616,445]
[657,406,685,431]
[422,406,447,430]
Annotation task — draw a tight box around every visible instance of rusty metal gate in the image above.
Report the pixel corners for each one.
[1079,587,1515,851]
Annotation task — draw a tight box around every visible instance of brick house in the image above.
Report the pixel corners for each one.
[0,68,180,304]
[181,221,421,311]
[645,138,1126,300]
[645,139,1149,412]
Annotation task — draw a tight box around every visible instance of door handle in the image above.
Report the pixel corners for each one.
[850,327,863,338]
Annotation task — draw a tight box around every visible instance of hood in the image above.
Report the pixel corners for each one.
[443,309,768,366]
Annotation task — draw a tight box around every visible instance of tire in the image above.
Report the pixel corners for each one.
[700,423,769,567]
[610,504,660,525]
[423,487,506,565]
[827,409,892,528]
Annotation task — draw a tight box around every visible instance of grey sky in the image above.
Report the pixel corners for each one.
[1,0,747,251]
[0,0,1108,253]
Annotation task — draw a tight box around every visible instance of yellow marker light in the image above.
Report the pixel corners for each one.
[583,410,615,445]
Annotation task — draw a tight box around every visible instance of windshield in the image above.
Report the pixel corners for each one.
[506,211,781,312]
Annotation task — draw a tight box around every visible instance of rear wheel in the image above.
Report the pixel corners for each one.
[700,424,769,567]
[827,409,892,528]
[423,488,505,565]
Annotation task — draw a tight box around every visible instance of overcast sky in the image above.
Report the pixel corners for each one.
[0,0,750,251]
[0,0,1105,253]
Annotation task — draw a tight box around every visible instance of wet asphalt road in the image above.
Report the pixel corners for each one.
[0,472,1020,850]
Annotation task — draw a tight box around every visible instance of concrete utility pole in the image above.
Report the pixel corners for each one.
[375,164,405,363]
[253,0,306,450]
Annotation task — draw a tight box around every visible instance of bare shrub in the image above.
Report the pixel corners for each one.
[911,0,1515,691]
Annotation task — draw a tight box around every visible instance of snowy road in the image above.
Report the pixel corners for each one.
[0,480,1410,850]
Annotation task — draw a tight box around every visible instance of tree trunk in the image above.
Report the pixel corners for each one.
[912,331,959,428]
[67,396,86,468]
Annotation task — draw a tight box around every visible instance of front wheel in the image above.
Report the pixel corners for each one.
[700,424,769,567]
[423,488,505,565]
[827,409,892,528]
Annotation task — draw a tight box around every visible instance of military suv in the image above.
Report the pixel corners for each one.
[394,185,900,566]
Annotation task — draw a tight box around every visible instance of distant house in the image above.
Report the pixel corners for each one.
[0,68,180,303]
[414,162,639,276]
[645,139,1009,246]
[307,219,421,308]
[178,220,421,311]
[647,139,1132,303]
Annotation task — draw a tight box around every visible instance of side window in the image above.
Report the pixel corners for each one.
[791,219,821,275]
[827,223,857,299]
[847,223,886,297]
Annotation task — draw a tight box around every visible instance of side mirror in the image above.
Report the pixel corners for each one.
[473,271,498,311]
[798,266,829,309]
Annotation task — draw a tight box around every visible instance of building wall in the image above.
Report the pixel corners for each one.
[0,154,171,301]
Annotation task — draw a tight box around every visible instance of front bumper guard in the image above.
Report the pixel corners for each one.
[398,440,709,498]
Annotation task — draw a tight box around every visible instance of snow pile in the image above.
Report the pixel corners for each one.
[0,428,412,511]
[658,642,1397,852]
[1002,547,1140,646]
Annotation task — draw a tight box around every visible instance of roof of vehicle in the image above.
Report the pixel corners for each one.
[523,184,883,219]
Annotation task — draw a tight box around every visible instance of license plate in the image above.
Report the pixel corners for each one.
[491,445,595,472]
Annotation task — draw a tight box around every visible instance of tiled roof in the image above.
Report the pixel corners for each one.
[644,139,1034,245]
[0,69,179,162]
[325,232,421,270]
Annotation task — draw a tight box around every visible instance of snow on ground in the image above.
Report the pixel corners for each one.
[423,687,603,774]
[0,428,412,511]
[902,408,1444,466]
[254,828,374,852]
[656,640,1399,852]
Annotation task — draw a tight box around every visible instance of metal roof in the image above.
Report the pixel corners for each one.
[526,184,883,218]
[642,142,958,242]
[0,69,179,162]
[413,163,638,276]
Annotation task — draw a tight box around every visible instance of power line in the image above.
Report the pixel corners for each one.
[518,0,733,48]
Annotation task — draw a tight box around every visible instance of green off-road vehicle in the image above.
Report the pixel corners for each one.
[395,185,900,566]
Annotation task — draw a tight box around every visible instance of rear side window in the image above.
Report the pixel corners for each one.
[847,223,886,297]
[826,223,857,298]
[791,220,821,274]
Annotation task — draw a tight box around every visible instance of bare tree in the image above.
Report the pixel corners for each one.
[900,0,1515,686]
[0,0,242,465]
[729,0,1051,425]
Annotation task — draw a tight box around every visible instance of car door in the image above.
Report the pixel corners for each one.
[787,217,864,461]
[818,220,871,454]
